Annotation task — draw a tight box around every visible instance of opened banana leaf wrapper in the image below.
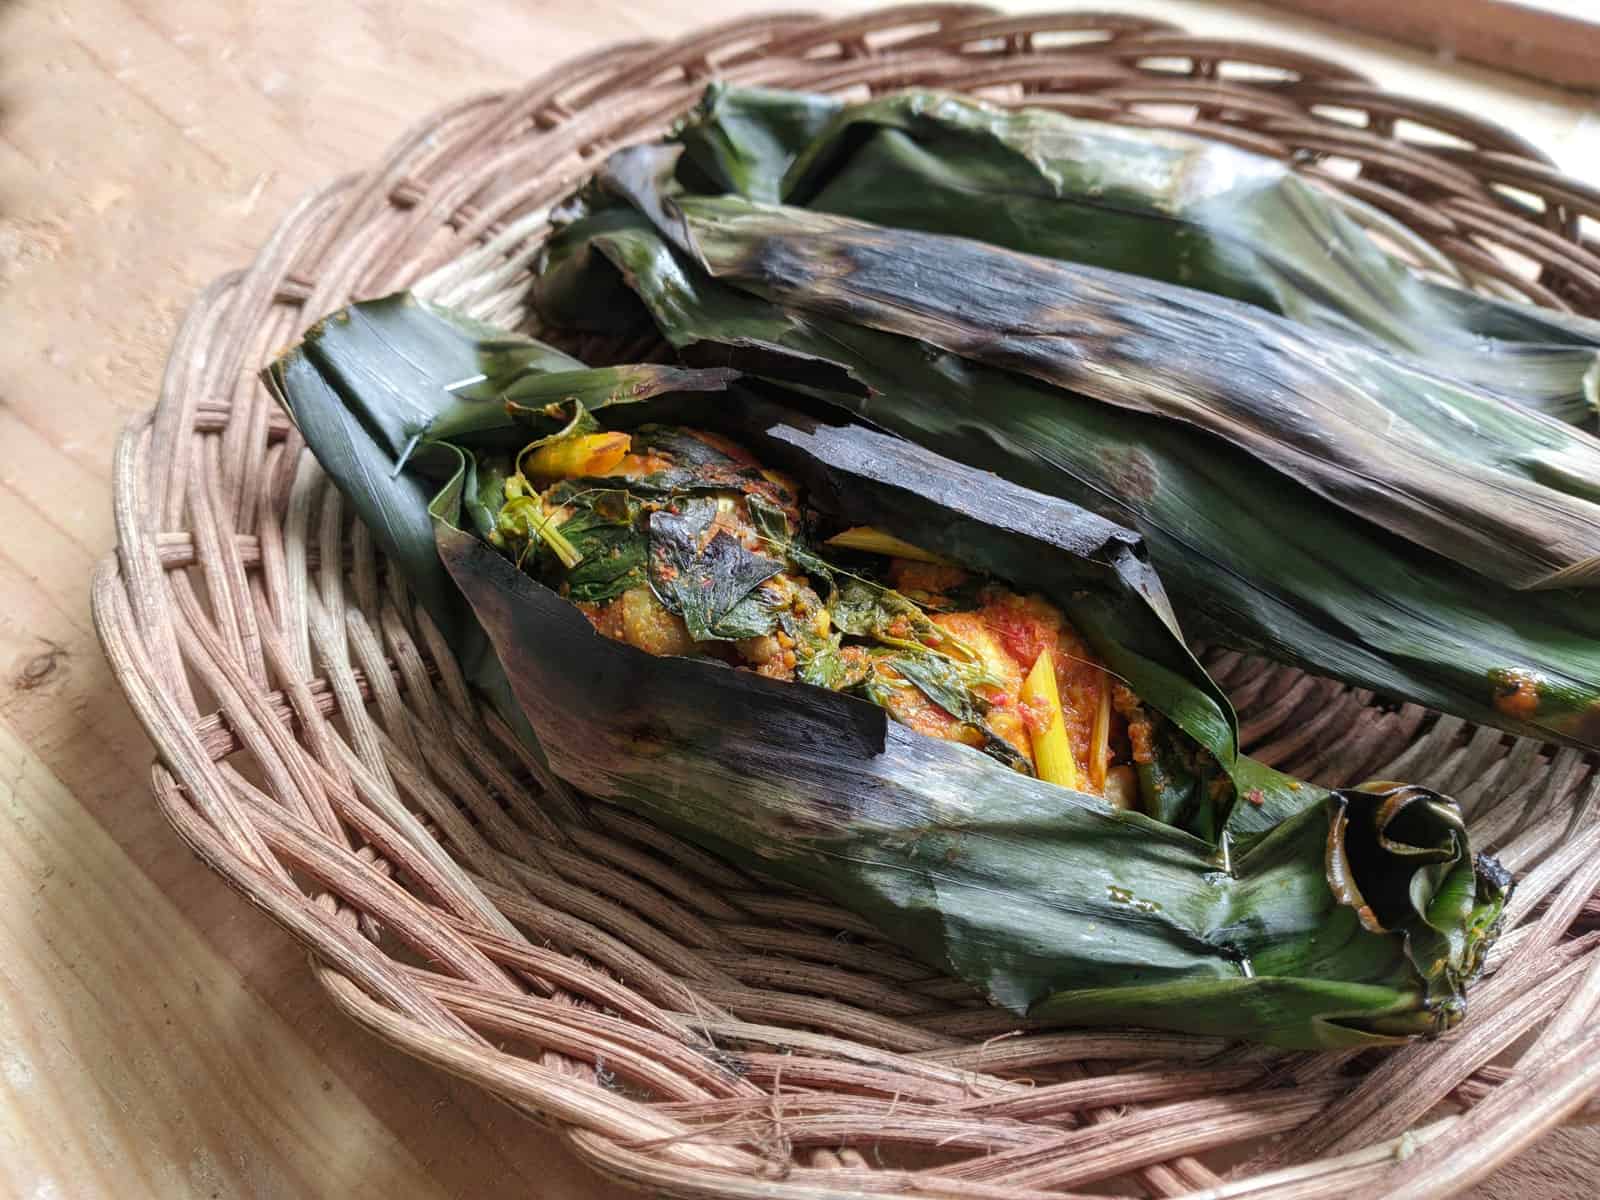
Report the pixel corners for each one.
[268,294,1508,1050]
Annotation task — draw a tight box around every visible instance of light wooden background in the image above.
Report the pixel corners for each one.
[2,1,1597,1197]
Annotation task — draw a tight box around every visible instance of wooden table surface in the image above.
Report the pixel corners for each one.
[2,1,1597,1196]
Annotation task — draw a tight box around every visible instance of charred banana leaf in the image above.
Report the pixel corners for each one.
[594,147,1600,593]
[675,84,1600,425]
[269,295,1507,1049]
[533,167,1600,751]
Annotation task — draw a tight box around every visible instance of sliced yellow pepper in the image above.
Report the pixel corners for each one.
[522,432,631,483]
[1021,646,1079,791]
[1091,670,1113,791]
[824,525,954,565]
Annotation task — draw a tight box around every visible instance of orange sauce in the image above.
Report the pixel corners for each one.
[930,611,1030,765]
[873,661,980,749]
[972,589,1118,789]
[888,560,972,595]
[1493,670,1542,720]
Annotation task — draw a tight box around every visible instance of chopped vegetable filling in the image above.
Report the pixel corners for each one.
[497,422,1144,795]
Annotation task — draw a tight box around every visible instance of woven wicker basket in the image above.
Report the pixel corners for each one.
[93,7,1600,1198]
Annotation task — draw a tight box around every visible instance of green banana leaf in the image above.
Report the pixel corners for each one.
[265,295,1509,1048]
[267,295,583,635]
[674,84,1600,426]
[532,193,1600,751]
[263,293,742,760]
[595,147,1600,593]
[439,516,1506,1048]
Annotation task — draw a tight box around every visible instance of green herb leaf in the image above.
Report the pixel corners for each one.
[746,493,791,544]
[871,647,1031,774]
[550,489,649,604]
[793,638,865,691]
[648,499,786,641]
[881,648,983,725]
[830,578,969,657]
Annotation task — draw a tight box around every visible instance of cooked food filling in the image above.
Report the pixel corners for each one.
[491,422,1153,799]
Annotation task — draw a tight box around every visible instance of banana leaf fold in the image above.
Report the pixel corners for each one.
[532,148,1600,751]
[267,294,1508,1050]
[265,294,741,757]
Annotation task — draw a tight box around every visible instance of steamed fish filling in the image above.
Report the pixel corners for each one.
[497,422,1149,796]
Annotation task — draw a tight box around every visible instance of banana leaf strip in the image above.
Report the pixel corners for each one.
[674,84,1600,426]
[532,195,1600,751]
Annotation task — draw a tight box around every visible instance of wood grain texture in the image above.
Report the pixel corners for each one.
[0,720,456,1199]
[1,0,1597,1196]
[1258,0,1600,93]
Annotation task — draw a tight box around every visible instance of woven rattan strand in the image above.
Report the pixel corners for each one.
[94,7,1600,1198]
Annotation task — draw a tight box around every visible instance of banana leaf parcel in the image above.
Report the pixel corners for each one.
[673,85,1600,425]
[531,147,1600,751]
[268,294,1508,1050]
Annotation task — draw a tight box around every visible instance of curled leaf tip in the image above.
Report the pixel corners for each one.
[1327,782,1511,1034]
